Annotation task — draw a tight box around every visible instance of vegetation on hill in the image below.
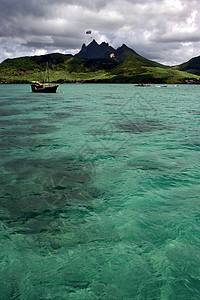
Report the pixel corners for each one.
[0,40,200,84]
[174,55,200,76]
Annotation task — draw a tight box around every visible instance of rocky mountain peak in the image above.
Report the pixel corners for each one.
[75,39,115,59]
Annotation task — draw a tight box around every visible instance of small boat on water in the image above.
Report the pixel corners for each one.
[31,81,59,93]
[31,63,59,93]
[156,85,167,88]
[135,83,151,87]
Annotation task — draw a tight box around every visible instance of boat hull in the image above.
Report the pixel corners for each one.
[31,83,58,93]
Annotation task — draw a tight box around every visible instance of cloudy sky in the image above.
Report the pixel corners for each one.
[0,0,199,65]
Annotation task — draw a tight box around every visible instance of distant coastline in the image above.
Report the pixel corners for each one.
[0,40,200,84]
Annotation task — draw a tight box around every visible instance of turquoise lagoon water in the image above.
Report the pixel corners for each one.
[0,83,199,299]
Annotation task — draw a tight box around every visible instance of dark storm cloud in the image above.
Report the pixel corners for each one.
[0,0,199,64]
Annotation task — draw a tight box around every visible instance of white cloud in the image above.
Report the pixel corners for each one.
[31,49,47,56]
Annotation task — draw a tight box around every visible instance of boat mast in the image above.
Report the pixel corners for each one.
[47,62,50,83]
[40,64,43,83]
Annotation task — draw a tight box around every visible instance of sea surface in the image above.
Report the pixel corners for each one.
[0,83,200,299]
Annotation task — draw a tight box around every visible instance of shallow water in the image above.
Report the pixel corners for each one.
[0,83,200,299]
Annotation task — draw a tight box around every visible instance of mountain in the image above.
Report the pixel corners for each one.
[111,44,165,74]
[0,39,200,84]
[75,39,115,59]
[115,44,139,60]
[176,55,200,76]
[75,41,145,62]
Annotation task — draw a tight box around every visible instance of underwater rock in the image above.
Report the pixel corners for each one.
[0,156,102,234]
[116,119,169,133]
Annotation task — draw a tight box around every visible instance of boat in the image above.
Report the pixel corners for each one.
[156,85,167,88]
[31,81,59,93]
[31,63,59,93]
[134,83,151,87]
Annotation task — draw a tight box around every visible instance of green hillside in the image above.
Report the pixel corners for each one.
[174,55,200,76]
[0,42,200,84]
